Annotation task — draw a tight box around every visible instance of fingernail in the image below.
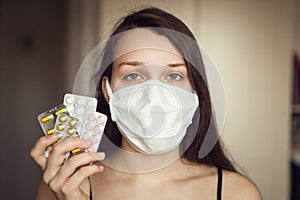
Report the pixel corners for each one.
[99,166,104,171]
[96,152,105,160]
[49,134,58,139]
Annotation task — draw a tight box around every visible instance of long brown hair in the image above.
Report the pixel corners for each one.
[96,7,237,172]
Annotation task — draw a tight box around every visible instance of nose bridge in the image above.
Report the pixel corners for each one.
[142,63,169,80]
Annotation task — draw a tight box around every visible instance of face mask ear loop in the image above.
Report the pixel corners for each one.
[105,78,117,121]
[105,78,113,97]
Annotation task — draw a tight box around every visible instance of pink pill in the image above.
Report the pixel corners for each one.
[82,132,89,140]
[96,117,103,124]
[94,126,101,133]
[88,113,96,121]
[91,135,99,143]
[85,122,93,131]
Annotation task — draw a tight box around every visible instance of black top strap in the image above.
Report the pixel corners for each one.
[217,167,223,200]
[88,177,93,200]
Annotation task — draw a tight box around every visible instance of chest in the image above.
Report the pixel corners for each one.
[91,177,218,200]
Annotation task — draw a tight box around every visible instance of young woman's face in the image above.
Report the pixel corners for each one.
[108,29,193,92]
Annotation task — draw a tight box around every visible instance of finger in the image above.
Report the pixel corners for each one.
[59,152,105,181]
[30,134,59,170]
[49,152,105,191]
[62,164,104,198]
[43,137,92,184]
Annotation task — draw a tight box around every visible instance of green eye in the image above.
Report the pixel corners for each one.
[167,73,183,81]
[125,73,141,80]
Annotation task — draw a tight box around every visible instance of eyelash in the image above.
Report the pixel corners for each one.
[123,71,184,82]
[124,72,143,81]
[166,72,183,81]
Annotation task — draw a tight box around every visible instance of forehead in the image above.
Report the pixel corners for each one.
[113,28,182,60]
[114,49,184,66]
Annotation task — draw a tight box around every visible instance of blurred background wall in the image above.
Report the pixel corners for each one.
[0,0,296,199]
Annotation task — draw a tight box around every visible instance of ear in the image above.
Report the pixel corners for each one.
[102,76,110,102]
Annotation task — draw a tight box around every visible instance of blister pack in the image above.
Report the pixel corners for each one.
[53,113,83,159]
[54,113,79,141]
[63,93,98,136]
[37,104,68,136]
[37,93,107,159]
[81,112,107,152]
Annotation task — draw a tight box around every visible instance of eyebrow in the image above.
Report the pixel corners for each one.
[117,61,186,68]
[117,61,143,68]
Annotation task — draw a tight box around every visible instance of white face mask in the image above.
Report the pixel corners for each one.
[106,79,199,154]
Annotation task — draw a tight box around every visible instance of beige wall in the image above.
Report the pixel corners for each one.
[66,0,294,199]
[197,1,293,199]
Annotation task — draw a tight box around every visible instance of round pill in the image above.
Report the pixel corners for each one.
[87,100,94,107]
[75,108,83,115]
[67,128,76,135]
[85,122,93,131]
[88,114,96,121]
[66,96,73,104]
[96,117,103,125]
[77,99,84,105]
[69,120,77,127]
[57,124,64,131]
[94,126,101,133]
[91,135,99,143]
[82,132,89,140]
[59,115,67,123]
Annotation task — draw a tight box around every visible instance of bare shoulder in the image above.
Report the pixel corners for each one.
[222,170,262,200]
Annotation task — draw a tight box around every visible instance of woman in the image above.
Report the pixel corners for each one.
[31,7,262,200]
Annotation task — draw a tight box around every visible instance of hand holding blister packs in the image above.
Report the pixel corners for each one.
[37,93,107,161]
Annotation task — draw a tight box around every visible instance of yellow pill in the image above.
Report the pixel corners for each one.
[57,133,62,139]
[67,128,76,135]
[59,116,67,123]
[55,108,68,115]
[71,148,81,154]
[69,120,77,127]
[57,124,64,131]
[47,129,54,135]
[41,115,53,122]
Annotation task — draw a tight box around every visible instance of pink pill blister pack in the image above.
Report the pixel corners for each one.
[81,112,107,152]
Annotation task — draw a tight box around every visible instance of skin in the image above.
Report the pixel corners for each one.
[30,30,262,200]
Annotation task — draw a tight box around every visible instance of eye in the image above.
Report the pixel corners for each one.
[166,73,183,81]
[124,73,142,81]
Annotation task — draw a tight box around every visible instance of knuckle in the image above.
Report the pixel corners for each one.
[65,156,77,167]
[29,148,36,158]
[49,179,58,192]
[42,173,50,185]
[51,143,62,154]
[77,167,90,177]
[67,136,79,144]
[60,184,69,195]
[39,136,49,145]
